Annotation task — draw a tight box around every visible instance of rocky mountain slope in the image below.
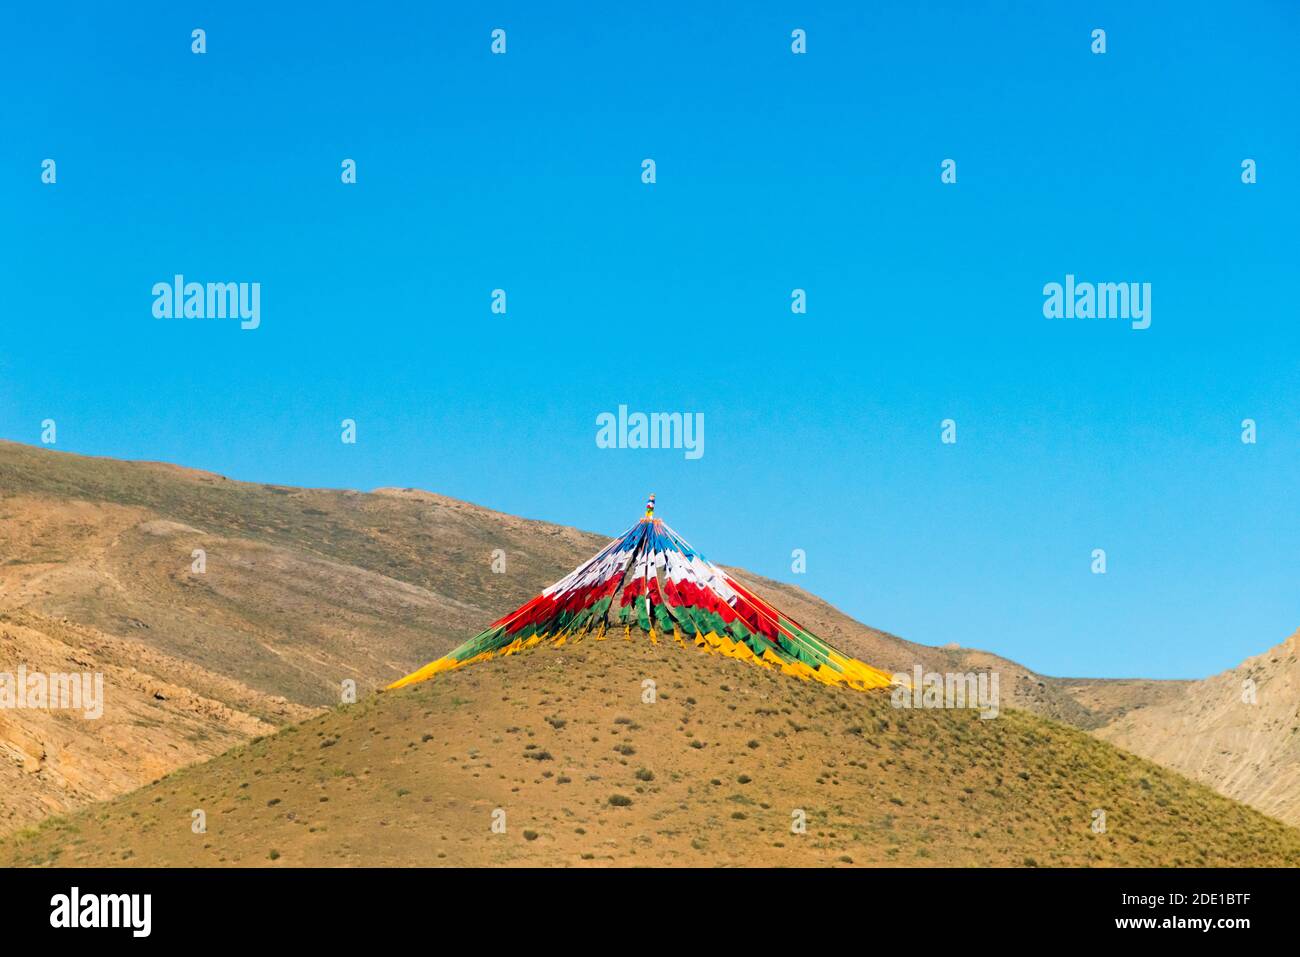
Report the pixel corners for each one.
[1095,629,1300,827]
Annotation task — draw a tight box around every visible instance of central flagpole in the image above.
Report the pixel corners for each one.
[644,494,655,634]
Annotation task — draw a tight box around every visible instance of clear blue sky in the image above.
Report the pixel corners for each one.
[2,2,1297,679]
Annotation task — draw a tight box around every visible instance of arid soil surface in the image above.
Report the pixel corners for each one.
[2,439,1297,858]
[5,634,1298,868]
[1095,629,1300,827]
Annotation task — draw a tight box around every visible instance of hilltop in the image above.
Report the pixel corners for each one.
[2,439,1291,847]
[5,633,1297,868]
[0,439,1152,835]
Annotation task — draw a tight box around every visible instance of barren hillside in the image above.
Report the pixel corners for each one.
[0,439,1147,835]
[6,634,1297,868]
[1,439,1287,843]
[1095,630,1300,827]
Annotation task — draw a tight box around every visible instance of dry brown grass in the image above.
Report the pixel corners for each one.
[5,634,1297,868]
